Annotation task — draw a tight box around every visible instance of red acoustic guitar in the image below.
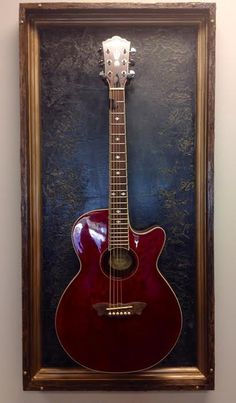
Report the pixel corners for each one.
[55,36,182,373]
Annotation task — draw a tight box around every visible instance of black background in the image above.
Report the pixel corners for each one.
[40,25,197,367]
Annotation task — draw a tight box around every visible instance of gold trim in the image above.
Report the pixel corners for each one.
[33,366,206,383]
[196,18,208,375]
[28,19,41,375]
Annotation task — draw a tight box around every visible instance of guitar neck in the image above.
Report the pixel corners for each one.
[108,88,129,250]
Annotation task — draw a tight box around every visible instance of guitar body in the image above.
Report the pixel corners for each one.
[55,209,182,372]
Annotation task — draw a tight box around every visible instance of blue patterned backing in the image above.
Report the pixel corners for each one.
[40,25,197,367]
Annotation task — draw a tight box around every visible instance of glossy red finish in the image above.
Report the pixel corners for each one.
[55,209,182,372]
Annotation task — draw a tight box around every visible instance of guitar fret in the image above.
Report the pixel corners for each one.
[110,207,128,210]
[110,203,127,205]
[110,207,127,209]
[109,224,128,226]
[110,218,128,221]
[109,245,129,248]
[110,215,128,217]
[109,223,128,229]
[109,224,129,230]
[109,235,129,238]
[110,175,127,178]
[110,191,127,194]
[110,187,127,190]
[110,208,128,211]
[109,218,128,220]
[110,226,128,229]
[109,242,129,244]
[109,246,129,248]
[110,235,129,238]
[108,227,127,235]
[110,202,127,204]
[109,234,128,236]
[109,238,128,240]
[109,240,129,242]
[110,238,129,240]
[110,205,128,207]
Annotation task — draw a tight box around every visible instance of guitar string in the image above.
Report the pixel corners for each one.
[113,89,116,308]
[119,88,123,306]
[117,88,125,307]
[109,92,111,309]
[112,88,117,308]
[111,89,114,308]
[121,88,125,305]
[118,88,124,307]
[112,88,115,308]
[115,88,120,307]
[116,88,119,307]
[117,88,120,307]
[118,88,122,307]
[111,90,116,308]
[113,88,116,308]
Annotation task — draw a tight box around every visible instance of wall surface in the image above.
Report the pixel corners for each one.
[0,0,235,402]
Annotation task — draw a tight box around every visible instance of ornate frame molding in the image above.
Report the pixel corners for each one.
[20,2,215,391]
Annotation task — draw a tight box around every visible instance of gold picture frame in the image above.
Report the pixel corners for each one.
[20,2,215,391]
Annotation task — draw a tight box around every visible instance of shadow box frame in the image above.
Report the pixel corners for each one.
[20,2,215,391]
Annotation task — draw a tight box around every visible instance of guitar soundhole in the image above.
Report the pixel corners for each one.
[101,248,137,279]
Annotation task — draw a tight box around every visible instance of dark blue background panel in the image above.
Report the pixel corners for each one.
[40,26,197,367]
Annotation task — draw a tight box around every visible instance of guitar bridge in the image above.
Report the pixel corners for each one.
[93,302,147,317]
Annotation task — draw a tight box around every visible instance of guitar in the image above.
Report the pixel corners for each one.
[55,36,182,373]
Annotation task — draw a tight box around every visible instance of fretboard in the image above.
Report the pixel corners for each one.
[109,88,129,250]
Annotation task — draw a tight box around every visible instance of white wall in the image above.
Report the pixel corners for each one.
[0,0,235,402]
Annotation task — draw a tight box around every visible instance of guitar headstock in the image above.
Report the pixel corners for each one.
[98,35,136,88]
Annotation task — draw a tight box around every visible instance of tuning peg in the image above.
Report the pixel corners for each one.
[98,59,104,66]
[98,47,103,54]
[130,47,136,56]
[127,70,135,79]
[129,59,135,67]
